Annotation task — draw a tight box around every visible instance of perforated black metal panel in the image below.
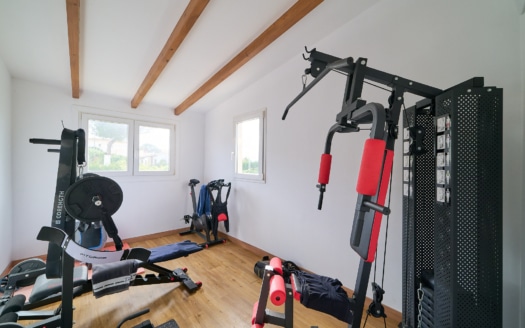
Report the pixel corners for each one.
[402,105,436,328]
[434,84,502,328]
[402,80,502,328]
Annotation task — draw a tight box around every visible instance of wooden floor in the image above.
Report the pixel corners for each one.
[20,232,401,328]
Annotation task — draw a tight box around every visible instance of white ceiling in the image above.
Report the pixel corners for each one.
[0,0,377,114]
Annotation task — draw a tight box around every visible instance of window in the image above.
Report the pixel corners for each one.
[80,113,175,176]
[134,122,173,174]
[234,109,265,182]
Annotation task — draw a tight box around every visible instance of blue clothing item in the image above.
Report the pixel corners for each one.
[294,271,353,324]
[197,184,211,217]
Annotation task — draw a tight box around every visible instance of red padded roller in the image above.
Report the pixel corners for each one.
[290,273,301,301]
[269,275,286,306]
[318,153,332,184]
[356,139,386,196]
[251,302,265,327]
[251,302,259,324]
[270,257,283,275]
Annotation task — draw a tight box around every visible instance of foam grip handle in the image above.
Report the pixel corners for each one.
[356,139,386,196]
[318,153,332,184]
[269,257,283,275]
[269,275,286,306]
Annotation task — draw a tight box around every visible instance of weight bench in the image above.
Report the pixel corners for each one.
[5,233,203,320]
[0,227,203,326]
[27,265,89,305]
[35,226,204,293]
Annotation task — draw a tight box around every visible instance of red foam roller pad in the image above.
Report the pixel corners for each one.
[318,153,332,184]
[251,302,258,324]
[356,139,386,196]
[218,213,227,222]
[269,275,286,306]
[269,257,283,275]
[290,273,301,301]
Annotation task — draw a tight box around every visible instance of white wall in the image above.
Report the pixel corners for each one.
[520,6,525,327]
[10,79,205,260]
[0,57,12,272]
[203,0,523,326]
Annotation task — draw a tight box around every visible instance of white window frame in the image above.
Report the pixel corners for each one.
[233,108,266,182]
[79,112,176,177]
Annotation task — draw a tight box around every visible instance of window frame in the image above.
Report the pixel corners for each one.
[79,111,176,177]
[233,108,266,182]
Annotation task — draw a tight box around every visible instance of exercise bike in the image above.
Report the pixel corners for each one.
[179,179,230,248]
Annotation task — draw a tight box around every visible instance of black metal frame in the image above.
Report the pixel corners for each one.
[5,128,88,328]
[276,48,442,327]
[253,266,294,328]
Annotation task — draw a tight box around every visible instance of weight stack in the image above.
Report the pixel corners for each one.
[420,271,435,328]
[420,285,434,328]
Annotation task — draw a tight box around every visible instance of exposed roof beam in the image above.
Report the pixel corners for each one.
[66,0,80,98]
[131,0,210,108]
[174,0,324,115]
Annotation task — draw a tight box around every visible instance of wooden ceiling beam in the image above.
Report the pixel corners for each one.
[174,0,324,115]
[66,0,80,98]
[131,0,210,108]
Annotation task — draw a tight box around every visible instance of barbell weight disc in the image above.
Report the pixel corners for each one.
[64,176,123,223]
[75,172,99,181]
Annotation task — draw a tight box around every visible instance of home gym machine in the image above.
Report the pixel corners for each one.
[253,48,443,328]
[0,128,203,328]
[180,179,231,248]
[252,49,501,328]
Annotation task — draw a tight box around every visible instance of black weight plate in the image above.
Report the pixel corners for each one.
[64,176,123,223]
[75,172,99,181]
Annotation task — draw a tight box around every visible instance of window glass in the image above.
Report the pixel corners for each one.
[236,117,260,175]
[80,112,175,177]
[234,109,265,182]
[137,124,172,173]
[86,118,130,173]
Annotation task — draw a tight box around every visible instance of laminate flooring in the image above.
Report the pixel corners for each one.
[20,232,401,328]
